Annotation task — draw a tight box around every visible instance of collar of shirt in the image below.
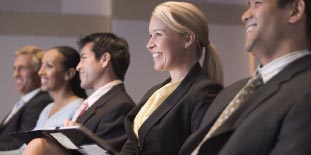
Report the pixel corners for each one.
[85,80,123,108]
[255,50,310,83]
[20,88,41,105]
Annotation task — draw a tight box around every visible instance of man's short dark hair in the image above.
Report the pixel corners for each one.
[278,0,311,50]
[78,33,130,81]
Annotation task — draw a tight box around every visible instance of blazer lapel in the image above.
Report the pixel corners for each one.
[0,112,11,129]
[211,55,311,138]
[77,84,124,125]
[124,85,162,151]
[137,63,202,147]
[0,91,46,129]
[200,79,247,130]
[212,81,279,137]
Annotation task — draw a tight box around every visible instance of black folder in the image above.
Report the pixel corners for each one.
[10,125,119,155]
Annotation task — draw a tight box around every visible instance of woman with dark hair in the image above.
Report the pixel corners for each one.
[33,46,87,129]
[1,46,88,155]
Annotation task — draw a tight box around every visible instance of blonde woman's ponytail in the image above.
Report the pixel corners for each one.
[202,43,224,85]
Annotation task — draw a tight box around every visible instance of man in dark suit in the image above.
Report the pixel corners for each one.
[72,33,135,151]
[22,33,135,155]
[180,0,311,155]
[0,46,52,151]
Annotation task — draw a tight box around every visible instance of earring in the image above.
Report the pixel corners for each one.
[184,45,188,51]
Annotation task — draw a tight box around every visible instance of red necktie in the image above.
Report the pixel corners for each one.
[72,100,89,122]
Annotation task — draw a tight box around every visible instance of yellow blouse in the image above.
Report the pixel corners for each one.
[133,81,181,138]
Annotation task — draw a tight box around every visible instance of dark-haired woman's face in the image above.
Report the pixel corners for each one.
[38,49,67,92]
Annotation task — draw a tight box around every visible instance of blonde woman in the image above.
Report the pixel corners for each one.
[119,1,223,155]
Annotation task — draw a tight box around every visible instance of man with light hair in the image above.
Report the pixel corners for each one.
[0,46,52,151]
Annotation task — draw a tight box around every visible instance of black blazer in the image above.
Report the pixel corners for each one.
[179,55,311,155]
[76,84,135,151]
[0,91,52,150]
[120,63,223,155]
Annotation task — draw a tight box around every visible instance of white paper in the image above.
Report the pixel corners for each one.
[50,133,78,149]
[78,144,109,155]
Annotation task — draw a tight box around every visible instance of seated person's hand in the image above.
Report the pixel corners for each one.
[22,120,81,155]
[22,138,69,155]
[64,119,79,127]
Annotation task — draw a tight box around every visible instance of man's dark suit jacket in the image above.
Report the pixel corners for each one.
[0,91,52,150]
[119,63,223,155]
[179,55,311,155]
[76,84,135,152]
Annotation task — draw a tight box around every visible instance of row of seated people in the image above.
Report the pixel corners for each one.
[0,32,136,155]
[0,4,223,154]
[0,1,310,155]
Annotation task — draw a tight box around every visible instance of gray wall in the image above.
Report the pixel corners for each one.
[0,0,252,120]
[112,0,251,102]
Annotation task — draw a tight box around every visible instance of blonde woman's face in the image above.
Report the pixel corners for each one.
[146,16,188,72]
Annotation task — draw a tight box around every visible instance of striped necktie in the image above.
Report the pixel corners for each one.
[192,74,264,155]
[2,99,25,125]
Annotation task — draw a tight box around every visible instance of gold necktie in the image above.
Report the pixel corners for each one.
[192,74,263,155]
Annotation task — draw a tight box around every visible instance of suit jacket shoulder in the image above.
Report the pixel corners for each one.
[120,63,223,155]
[0,91,52,150]
[76,84,135,151]
[180,55,311,155]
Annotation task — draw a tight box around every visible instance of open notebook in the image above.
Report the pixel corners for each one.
[10,125,119,155]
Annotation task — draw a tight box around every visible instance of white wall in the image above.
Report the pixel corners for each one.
[113,20,250,102]
[112,19,169,102]
[0,35,78,120]
[209,24,250,85]
[0,0,251,121]
[0,0,110,120]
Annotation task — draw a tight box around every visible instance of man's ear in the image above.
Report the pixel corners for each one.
[100,52,111,68]
[65,68,76,81]
[184,31,196,50]
[288,0,305,24]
